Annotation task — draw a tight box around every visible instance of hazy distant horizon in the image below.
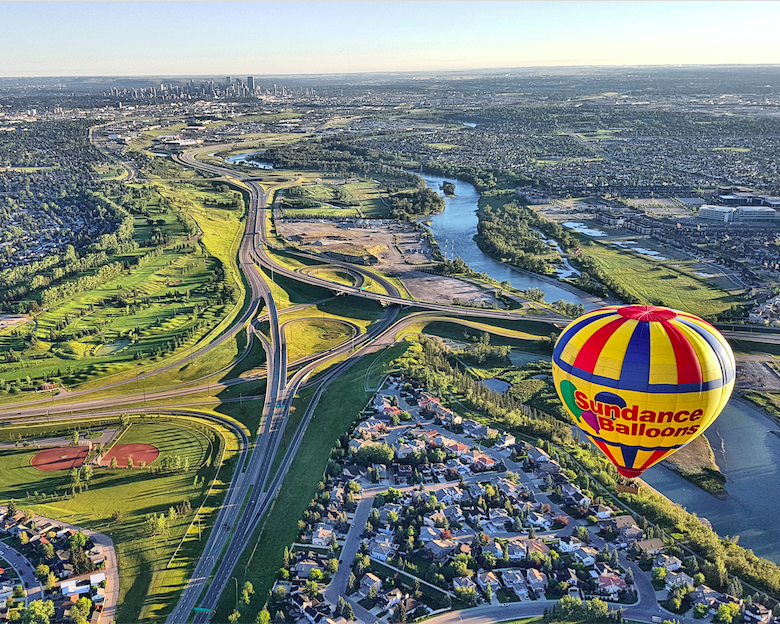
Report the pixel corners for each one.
[4,63,780,82]
[3,1,780,77]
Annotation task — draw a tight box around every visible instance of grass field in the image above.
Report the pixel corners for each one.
[279,180,390,219]
[303,267,356,287]
[395,316,556,347]
[575,241,741,318]
[0,418,238,622]
[283,318,356,362]
[212,346,400,623]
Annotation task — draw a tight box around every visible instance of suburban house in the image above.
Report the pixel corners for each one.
[452,577,476,592]
[665,571,695,590]
[501,569,529,598]
[476,570,500,594]
[526,568,548,594]
[743,603,775,624]
[654,554,682,572]
[598,574,627,594]
[360,573,382,596]
[635,538,665,556]
[573,546,598,567]
[311,525,333,547]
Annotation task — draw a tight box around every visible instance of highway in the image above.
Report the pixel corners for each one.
[11,137,777,623]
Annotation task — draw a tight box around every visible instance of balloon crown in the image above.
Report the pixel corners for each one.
[617,305,677,322]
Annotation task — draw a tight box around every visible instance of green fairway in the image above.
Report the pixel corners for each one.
[0,418,238,622]
[0,183,246,400]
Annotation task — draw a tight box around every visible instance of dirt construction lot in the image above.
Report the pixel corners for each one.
[397,270,504,307]
[277,220,433,268]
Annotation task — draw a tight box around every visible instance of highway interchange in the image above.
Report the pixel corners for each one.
[2,142,776,623]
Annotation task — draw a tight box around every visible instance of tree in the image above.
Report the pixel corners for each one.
[110,456,118,469]
[652,566,667,583]
[21,599,55,624]
[228,611,241,624]
[111,510,123,523]
[70,597,91,624]
[557,595,584,621]
[693,603,709,619]
[34,564,49,582]
[19,530,29,545]
[40,543,54,561]
[305,579,319,599]
[714,602,740,623]
[453,586,477,605]
[726,577,743,598]
[44,572,57,592]
[241,580,254,605]
[71,431,80,446]
[69,531,87,551]
[485,582,492,603]
[346,572,357,594]
[12,585,24,599]
[587,598,609,621]
[309,569,323,582]
[127,457,134,469]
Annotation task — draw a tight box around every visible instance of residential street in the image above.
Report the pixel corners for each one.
[0,540,43,604]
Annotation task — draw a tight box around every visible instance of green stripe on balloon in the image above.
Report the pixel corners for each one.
[559,379,582,421]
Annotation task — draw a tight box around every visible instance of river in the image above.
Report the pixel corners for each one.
[641,399,780,563]
[417,172,599,310]
[415,171,780,563]
[224,151,274,169]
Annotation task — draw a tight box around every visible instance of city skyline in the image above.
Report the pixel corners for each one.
[2,1,780,77]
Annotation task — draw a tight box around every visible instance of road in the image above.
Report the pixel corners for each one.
[0,541,43,605]
[9,136,774,623]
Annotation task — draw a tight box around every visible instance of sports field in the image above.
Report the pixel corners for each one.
[0,419,227,622]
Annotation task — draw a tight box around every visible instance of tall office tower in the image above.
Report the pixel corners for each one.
[273,84,278,96]
[247,76,255,91]
[226,76,232,87]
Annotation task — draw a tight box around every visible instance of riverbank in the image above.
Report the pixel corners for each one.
[660,435,727,496]
[743,391,780,427]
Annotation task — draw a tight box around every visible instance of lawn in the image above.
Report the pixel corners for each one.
[283,318,356,363]
[303,267,356,287]
[212,346,400,623]
[0,418,239,623]
[574,241,741,318]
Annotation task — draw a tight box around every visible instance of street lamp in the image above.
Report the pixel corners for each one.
[232,576,238,608]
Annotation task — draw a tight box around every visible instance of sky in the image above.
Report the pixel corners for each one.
[2,1,780,77]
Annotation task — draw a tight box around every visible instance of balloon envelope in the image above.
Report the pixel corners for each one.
[552,305,735,478]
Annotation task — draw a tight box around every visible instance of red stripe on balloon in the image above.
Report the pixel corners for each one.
[572,317,629,374]
[661,320,702,385]
[592,438,622,468]
[638,448,671,472]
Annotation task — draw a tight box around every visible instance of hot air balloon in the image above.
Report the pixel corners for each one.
[552,304,735,478]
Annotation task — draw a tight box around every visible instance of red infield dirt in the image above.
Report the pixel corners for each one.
[99,443,159,467]
[31,446,90,471]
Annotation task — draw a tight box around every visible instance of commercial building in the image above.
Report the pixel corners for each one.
[699,205,735,222]
[734,206,778,222]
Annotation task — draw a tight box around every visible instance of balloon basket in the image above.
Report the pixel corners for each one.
[615,478,641,494]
